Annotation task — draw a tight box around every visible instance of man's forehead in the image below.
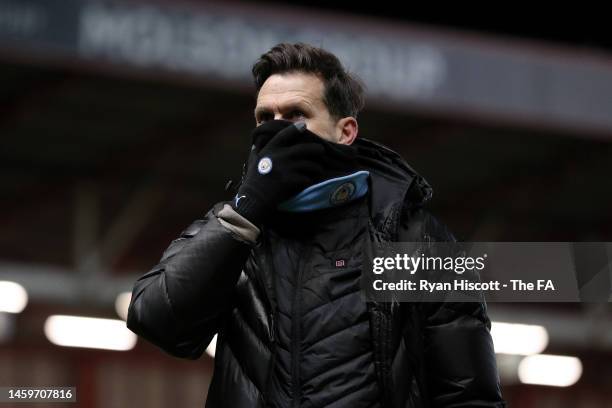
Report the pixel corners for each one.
[255,73,324,109]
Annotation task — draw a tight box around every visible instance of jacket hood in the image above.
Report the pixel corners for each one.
[352,137,433,231]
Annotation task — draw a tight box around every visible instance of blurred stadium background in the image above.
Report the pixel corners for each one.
[1,1,611,407]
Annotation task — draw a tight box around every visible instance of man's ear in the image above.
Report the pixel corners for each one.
[336,116,358,145]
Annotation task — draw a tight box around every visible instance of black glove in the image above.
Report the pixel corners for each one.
[231,120,327,227]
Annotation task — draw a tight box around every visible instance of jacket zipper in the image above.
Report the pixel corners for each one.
[257,226,277,322]
[291,244,313,408]
[258,227,279,408]
[367,218,394,408]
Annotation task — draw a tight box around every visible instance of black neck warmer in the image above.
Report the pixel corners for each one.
[246,120,367,230]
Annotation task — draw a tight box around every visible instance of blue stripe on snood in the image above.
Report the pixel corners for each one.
[277,170,370,212]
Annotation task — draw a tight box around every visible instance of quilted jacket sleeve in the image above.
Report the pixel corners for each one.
[398,208,506,407]
[126,201,260,360]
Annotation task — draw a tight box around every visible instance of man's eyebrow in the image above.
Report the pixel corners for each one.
[254,103,310,118]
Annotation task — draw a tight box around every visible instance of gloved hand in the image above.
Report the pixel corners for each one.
[231,119,326,227]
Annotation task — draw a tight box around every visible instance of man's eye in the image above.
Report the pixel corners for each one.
[291,110,306,119]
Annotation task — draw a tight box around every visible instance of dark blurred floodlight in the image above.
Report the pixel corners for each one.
[518,354,582,387]
[0,281,28,313]
[491,322,549,355]
[44,315,137,351]
[115,292,131,321]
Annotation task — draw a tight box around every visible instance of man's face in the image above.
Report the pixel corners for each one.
[254,72,357,144]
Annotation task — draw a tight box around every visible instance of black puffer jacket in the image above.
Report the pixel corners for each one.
[127,137,506,408]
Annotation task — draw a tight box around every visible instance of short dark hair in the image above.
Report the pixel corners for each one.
[251,42,366,120]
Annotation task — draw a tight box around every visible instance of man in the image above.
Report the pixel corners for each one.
[127,42,506,408]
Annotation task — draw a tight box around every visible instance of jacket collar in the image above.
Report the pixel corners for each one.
[352,137,433,235]
[265,136,432,237]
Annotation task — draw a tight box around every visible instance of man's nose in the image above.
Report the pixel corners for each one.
[274,113,284,120]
